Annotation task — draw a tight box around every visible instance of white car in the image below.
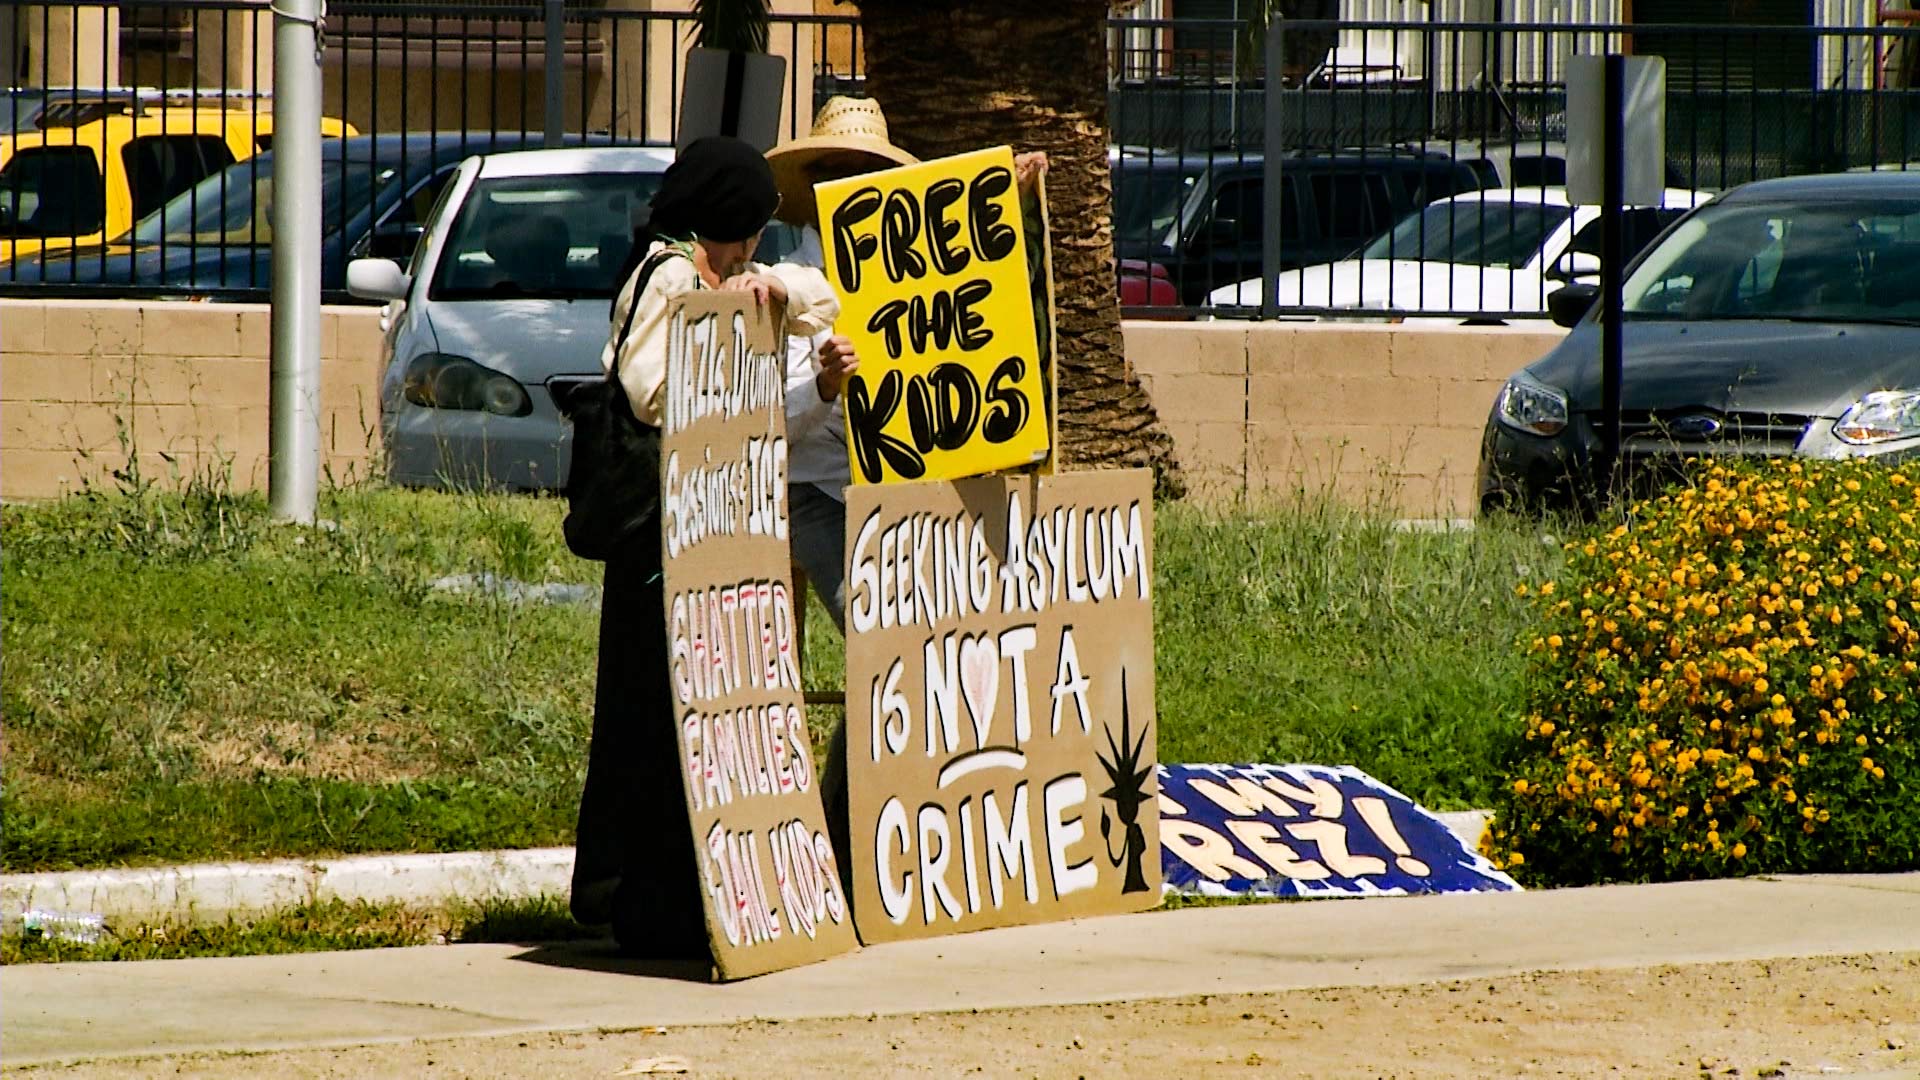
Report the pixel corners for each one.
[1203,186,1711,323]
[347,145,675,490]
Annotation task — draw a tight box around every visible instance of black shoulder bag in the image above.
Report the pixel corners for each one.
[555,250,679,561]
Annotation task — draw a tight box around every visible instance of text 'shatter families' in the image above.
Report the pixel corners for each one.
[659,292,858,978]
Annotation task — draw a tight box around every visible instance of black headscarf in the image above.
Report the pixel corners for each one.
[646,135,779,243]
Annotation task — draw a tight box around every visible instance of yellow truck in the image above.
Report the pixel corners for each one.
[0,94,354,267]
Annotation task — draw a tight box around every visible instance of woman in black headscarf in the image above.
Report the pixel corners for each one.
[571,136,841,960]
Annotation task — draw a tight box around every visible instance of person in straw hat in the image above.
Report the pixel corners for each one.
[764,96,920,638]
[767,96,1048,638]
[765,96,1048,885]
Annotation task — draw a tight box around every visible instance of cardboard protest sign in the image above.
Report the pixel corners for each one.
[814,146,1052,486]
[661,291,859,979]
[1158,764,1521,899]
[842,470,1160,944]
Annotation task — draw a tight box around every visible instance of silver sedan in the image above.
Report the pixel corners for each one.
[348,145,675,490]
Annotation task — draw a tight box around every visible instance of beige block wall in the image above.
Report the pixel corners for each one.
[1125,320,1569,518]
[4,300,1561,516]
[1,299,386,501]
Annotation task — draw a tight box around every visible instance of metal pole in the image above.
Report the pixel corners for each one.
[1261,13,1283,320]
[544,0,565,147]
[270,0,324,524]
[1600,52,1626,497]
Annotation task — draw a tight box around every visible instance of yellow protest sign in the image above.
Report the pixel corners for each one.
[814,146,1052,486]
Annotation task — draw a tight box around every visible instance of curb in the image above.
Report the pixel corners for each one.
[4,812,1492,925]
[4,848,575,926]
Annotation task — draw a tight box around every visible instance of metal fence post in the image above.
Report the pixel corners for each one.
[1261,13,1283,321]
[270,0,324,524]
[1600,53,1626,493]
[545,0,565,147]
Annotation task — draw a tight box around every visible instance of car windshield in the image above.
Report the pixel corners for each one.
[1624,198,1920,321]
[122,153,390,245]
[1358,200,1574,267]
[430,172,665,301]
[1113,162,1198,247]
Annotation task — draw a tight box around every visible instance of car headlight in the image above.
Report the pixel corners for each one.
[401,353,532,417]
[1833,389,1920,445]
[1496,372,1569,437]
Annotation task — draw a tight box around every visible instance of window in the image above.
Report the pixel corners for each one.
[406,171,463,279]
[393,168,457,231]
[1114,163,1198,247]
[429,171,669,301]
[1508,155,1568,188]
[1360,199,1574,267]
[126,155,391,246]
[122,134,237,220]
[1310,172,1393,242]
[0,146,107,237]
[354,165,461,262]
[1567,208,1685,262]
[1206,176,1298,247]
[1623,201,1920,320]
[1399,164,1480,206]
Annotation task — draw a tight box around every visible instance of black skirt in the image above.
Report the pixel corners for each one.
[572,528,711,960]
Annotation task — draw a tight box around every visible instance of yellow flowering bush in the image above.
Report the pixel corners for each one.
[1483,458,1919,885]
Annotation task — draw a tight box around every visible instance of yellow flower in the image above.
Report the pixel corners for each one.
[1732,842,1748,858]
[1862,757,1875,770]
[1513,779,1530,795]
[1547,634,1563,648]
[1509,852,1525,867]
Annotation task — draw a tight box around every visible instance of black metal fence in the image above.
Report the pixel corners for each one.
[1110,17,1920,318]
[4,4,1918,318]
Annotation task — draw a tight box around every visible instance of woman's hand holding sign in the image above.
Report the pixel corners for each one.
[720,270,789,309]
[1013,151,1048,194]
[817,335,859,403]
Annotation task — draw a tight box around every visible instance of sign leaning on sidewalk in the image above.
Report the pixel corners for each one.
[842,470,1162,944]
[660,291,859,979]
[1159,764,1520,899]
[814,146,1053,486]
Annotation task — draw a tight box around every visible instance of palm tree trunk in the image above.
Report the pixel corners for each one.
[854,0,1186,498]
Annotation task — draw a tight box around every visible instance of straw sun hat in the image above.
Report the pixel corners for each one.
[766,96,919,226]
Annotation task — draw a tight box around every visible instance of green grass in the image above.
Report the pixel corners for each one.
[1,895,595,965]
[1148,500,1553,810]
[1,482,1552,873]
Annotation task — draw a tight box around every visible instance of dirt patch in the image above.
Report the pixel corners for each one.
[18,953,1919,1079]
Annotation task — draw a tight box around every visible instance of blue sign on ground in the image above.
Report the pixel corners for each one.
[1158,764,1519,899]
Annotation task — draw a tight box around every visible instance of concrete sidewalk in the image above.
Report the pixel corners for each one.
[5,873,1918,1069]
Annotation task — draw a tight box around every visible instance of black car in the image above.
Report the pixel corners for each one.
[1111,147,1490,305]
[0,132,639,299]
[1479,172,1920,514]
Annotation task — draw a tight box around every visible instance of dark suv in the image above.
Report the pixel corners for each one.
[1112,148,1490,305]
